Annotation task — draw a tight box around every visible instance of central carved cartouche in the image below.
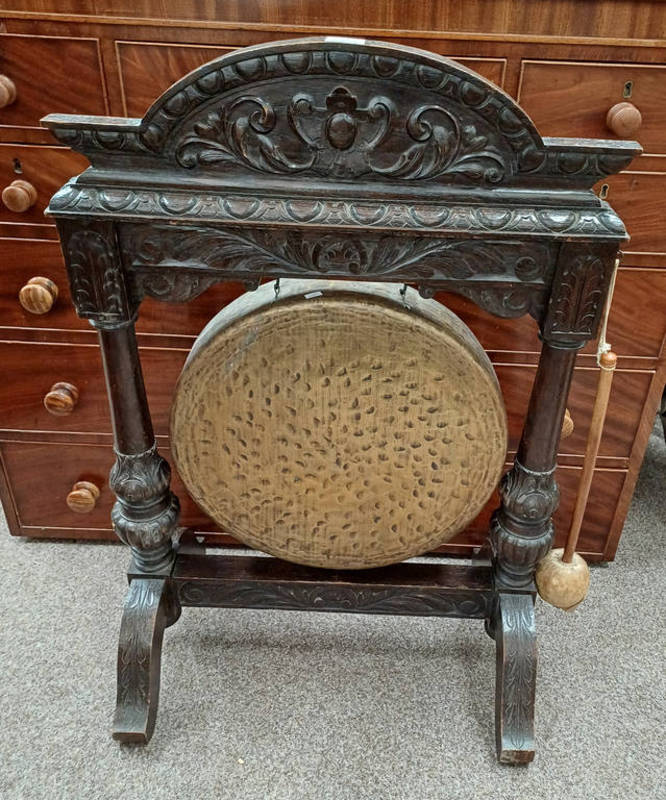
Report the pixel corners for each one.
[324,87,360,150]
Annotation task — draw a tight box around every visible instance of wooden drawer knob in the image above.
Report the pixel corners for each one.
[606,102,642,138]
[66,480,100,514]
[0,75,17,108]
[18,276,59,314]
[44,381,79,416]
[561,408,574,439]
[2,179,37,213]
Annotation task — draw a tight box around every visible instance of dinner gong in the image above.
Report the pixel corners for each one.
[171,280,507,569]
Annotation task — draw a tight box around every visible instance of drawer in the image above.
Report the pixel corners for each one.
[0,144,89,225]
[0,34,107,130]
[2,235,661,361]
[595,171,666,257]
[117,42,238,117]
[0,341,187,434]
[1,233,663,359]
[0,238,86,330]
[0,440,215,533]
[0,236,247,333]
[0,438,625,558]
[116,41,505,118]
[0,340,652,462]
[518,60,666,155]
[497,363,652,460]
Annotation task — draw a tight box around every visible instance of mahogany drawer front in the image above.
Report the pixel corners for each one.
[0,438,623,558]
[595,171,666,257]
[502,363,652,460]
[0,238,87,330]
[0,33,107,131]
[518,60,666,155]
[0,341,186,434]
[117,42,237,117]
[0,236,248,333]
[0,440,215,532]
[0,340,653,462]
[116,41,505,118]
[0,144,89,225]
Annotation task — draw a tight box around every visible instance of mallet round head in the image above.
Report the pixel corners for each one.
[535,547,590,611]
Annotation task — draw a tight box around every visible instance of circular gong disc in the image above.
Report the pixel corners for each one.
[171,280,507,569]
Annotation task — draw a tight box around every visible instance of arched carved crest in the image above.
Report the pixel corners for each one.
[43,38,639,190]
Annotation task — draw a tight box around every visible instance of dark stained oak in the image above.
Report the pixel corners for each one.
[1,29,645,763]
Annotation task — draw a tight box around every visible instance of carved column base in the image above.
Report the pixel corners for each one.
[110,445,181,575]
[490,460,557,589]
[494,592,537,765]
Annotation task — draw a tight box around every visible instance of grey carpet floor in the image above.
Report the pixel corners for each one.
[1,428,664,800]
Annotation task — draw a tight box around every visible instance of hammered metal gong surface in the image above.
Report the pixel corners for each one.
[171,280,507,569]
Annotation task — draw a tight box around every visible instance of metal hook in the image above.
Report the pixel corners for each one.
[274,278,281,301]
[399,283,409,308]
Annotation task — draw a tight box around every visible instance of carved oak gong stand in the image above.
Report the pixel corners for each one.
[43,38,638,764]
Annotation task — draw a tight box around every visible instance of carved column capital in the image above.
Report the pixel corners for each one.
[541,241,618,346]
[56,220,140,328]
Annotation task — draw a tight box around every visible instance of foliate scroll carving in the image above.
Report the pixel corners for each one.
[543,243,618,343]
[115,579,163,732]
[125,223,554,320]
[495,592,536,762]
[150,48,532,184]
[174,84,507,183]
[109,445,180,571]
[178,581,492,618]
[490,461,558,588]
[497,461,559,523]
[112,577,178,742]
[62,226,138,326]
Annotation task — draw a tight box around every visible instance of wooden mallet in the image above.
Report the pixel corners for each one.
[536,259,620,611]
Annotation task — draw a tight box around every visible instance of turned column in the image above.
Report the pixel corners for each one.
[490,242,618,589]
[57,220,180,575]
[97,322,180,574]
[491,339,579,588]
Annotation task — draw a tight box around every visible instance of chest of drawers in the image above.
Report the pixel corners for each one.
[1,1,664,561]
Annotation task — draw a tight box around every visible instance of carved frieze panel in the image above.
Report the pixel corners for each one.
[122,223,556,320]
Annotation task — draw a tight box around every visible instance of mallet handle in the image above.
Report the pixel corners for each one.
[563,350,617,563]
